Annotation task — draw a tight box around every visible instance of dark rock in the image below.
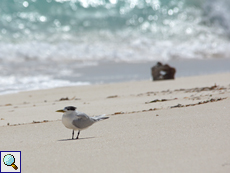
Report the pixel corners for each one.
[151,62,176,81]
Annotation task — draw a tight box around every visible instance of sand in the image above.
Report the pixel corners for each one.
[0,73,230,173]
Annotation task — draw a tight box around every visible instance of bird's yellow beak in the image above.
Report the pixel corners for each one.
[56,109,65,113]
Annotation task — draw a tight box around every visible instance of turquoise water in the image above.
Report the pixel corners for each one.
[1,0,230,60]
[0,0,230,94]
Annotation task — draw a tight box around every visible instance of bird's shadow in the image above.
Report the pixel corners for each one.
[58,137,95,141]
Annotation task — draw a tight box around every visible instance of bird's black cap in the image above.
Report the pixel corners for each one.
[64,106,77,111]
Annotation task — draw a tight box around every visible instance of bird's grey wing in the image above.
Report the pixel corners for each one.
[72,112,94,129]
[75,111,90,119]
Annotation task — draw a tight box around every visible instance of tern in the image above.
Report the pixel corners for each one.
[56,106,109,139]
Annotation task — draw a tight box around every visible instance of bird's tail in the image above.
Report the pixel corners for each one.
[92,114,109,122]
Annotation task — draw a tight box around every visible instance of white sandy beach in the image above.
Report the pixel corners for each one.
[0,73,230,173]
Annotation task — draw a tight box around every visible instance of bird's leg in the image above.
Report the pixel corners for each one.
[76,130,80,139]
[72,130,74,139]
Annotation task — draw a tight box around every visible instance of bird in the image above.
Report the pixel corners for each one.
[56,106,109,139]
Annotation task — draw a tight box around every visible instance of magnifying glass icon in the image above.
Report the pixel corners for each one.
[3,154,18,170]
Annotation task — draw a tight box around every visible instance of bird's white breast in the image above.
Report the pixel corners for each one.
[62,112,79,130]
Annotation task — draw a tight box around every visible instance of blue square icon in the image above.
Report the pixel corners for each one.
[1,151,21,173]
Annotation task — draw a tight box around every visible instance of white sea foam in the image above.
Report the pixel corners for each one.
[0,75,90,95]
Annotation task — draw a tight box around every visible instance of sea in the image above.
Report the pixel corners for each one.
[0,0,230,94]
